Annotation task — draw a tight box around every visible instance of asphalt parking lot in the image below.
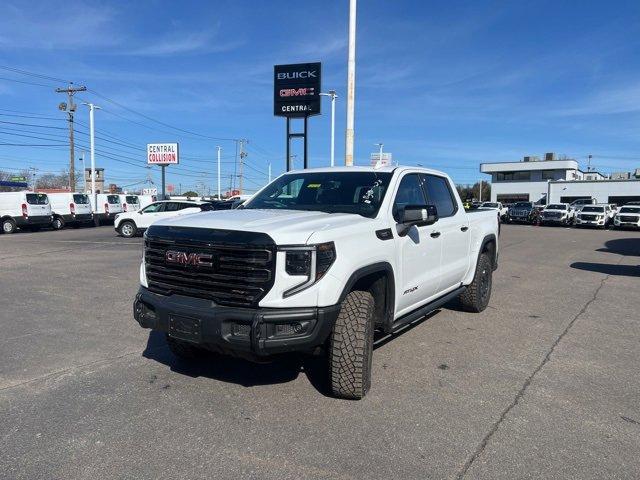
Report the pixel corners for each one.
[1,224,639,479]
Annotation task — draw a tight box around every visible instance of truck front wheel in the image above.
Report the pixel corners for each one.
[459,252,493,313]
[329,290,375,400]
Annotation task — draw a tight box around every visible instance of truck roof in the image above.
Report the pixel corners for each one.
[283,165,449,177]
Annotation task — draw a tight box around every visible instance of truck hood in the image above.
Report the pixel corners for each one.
[153,208,373,244]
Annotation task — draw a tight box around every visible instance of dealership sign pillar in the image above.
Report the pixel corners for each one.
[274,62,321,171]
[147,143,179,199]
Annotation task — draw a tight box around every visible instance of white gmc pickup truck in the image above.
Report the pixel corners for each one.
[133,166,499,399]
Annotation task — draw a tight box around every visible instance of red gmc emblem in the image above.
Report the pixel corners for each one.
[165,250,213,267]
[279,87,315,97]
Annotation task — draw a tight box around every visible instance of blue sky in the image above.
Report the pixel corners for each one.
[0,0,639,192]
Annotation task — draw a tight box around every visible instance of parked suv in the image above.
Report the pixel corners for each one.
[614,205,640,229]
[507,201,536,224]
[115,200,211,238]
[480,202,508,220]
[90,194,123,225]
[541,203,573,226]
[575,204,612,228]
[0,192,52,233]
[132,166,500,399]
[570,198,596,213]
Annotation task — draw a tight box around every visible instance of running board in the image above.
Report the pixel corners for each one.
[391,286,466,333]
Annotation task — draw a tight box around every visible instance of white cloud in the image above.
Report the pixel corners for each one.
[126,31,244,56]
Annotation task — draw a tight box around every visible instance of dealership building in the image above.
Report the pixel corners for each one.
[480,153,640,205]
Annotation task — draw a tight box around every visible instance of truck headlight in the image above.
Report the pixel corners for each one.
[282,242,336,297]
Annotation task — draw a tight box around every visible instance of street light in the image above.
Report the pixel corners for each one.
[320,90,338,167]
[82,103,100,206]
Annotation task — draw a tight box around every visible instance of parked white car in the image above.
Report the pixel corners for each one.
[114,200,211,238]
[540,203,574,226]
[48,192,94,229]
[0,191,52,234]
[614,205,640,229]
[575,204,613,228]
[89,194,123,225]
[570,198,596,213]
[118,194,141,212]
[480,202,508,219]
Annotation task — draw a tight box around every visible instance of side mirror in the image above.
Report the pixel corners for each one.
[397,205,438,236]
[138,210,143,214]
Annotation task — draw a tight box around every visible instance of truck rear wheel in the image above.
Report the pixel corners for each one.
[459,252,492,313]
[329,290,375,400]
[52,216,65,230]
[166,334,207,361]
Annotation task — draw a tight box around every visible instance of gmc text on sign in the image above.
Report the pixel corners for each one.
[147,143,179,165]
[274,63,321,117]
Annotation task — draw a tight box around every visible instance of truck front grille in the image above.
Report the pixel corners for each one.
[581,214,597,221]
[619,215,638,222]
[144,226,276,307]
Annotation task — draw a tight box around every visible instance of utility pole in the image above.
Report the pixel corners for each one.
[320,90,338,166]
[345,0,357,166]
[587,154,592,172]
[56,83,87,191]
[216,146,222,199]
[478,179,482,202]
[238,139,247,194]
[83,103,100,207]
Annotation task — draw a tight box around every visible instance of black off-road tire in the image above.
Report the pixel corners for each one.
[2,218,17,234]
[329,290,375,400]
[165,334,207,361]
[459,252,493,313]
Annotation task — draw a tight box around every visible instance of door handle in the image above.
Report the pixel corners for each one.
[461,226,469,232]
[430,231,441,238]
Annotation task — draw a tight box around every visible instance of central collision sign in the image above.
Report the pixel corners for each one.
[274,62,321,117]
[147,143,179,165]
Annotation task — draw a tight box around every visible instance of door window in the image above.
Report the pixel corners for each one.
[164,202,188,212]
[423,175,457,218]
[392,174,428,222]
[141,202,164,213]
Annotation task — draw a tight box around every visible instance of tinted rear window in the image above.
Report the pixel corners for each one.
[126,196,138,204]
[26,193,48,205]
[73,194,89,204]
[107,195,120,204]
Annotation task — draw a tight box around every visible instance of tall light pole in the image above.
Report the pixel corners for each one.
[83,103,100,206]
[216,146,222,199]
[268,162,272,183]
[345,0,357,166]
[320,90,338,166]
[375,143,384,165]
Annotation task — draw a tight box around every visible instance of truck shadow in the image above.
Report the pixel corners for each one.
[142,307,447,397]
[596,238,640,256]
[570,262,640,277]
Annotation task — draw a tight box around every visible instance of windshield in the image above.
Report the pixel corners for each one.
[73,194,89,204]
[512,202,532,208]
[125,195,138,204]
[546,204,567,210]
[244,171,393,218]
[25,193,48,205]
[107,195,120,204]
[483,203,499,208]
[620,207,640,213]
[581,206,604,213]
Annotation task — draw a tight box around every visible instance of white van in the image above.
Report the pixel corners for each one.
[89,193,123,225]
[137,194,157,209]
[118,194,141,212]
[0,191,53,234]
[47,192,94,229]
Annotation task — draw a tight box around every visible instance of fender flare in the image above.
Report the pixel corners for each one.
[338,262,396,333]
[477,234,498,271]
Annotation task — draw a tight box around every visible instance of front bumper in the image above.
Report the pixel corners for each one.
[133,287,341,359]
[575,218,605,226]
[614,219,640,228]
[15,215,52,226]
[542,216,567,223]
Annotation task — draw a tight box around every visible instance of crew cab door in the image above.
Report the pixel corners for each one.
[422,174,471,292]
[392,173,442,315]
